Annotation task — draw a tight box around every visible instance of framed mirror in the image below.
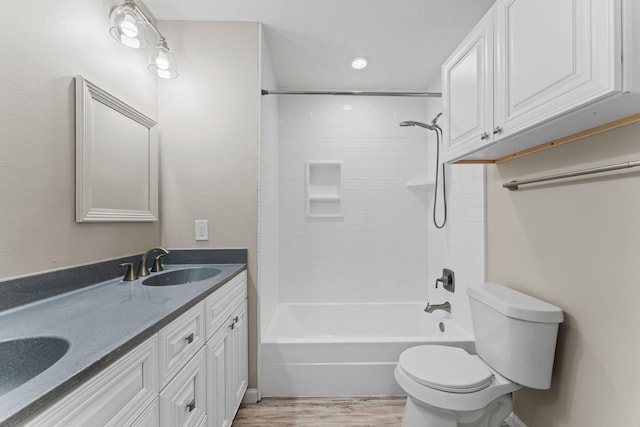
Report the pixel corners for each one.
[75,75,158,222]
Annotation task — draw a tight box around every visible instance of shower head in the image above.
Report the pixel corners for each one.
[399,120,435,130]
[399,112,443,131]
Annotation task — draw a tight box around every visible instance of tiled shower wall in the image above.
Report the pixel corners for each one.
[427,163,485,332]
[425,98,485,332]
[278,96,434,303]
[258,35,280,335]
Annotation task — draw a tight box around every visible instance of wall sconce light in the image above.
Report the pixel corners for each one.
[109,0,178,79]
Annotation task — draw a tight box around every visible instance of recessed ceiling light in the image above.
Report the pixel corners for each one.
[351,57,368,70]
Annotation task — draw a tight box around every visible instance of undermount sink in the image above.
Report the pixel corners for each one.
[142,268,222,287]
[0,337,70,397]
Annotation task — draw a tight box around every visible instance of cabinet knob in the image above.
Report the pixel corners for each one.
[233,316,239,323]
[480,132,490,140]
[493,126,503,135]
[185,333,194,344]
[186,398,196,412]
[229,322,235,330]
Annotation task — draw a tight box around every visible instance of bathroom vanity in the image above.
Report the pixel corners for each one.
[0,250,248,427]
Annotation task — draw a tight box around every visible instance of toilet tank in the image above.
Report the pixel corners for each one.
[467,283,563,389]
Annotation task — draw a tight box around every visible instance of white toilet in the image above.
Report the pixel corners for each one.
[395,282,563,427]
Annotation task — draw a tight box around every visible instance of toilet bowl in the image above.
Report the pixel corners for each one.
[394,345,519,427]
[395,283,563,427]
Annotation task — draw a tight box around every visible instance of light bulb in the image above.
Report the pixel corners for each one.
[148,42,178,79]
[120,14,138,37]
[109,3,148,49]
[155,52,170,70]
[351,57,368,70]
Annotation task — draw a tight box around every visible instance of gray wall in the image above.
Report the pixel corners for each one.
[0,0,160,281]
[157,21,260,389]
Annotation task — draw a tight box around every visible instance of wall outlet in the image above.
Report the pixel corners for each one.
[195,220,209,241]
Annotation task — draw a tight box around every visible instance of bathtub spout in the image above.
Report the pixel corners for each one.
[425,302,451,313]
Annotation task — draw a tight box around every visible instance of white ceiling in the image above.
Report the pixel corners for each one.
[142,0,494,91]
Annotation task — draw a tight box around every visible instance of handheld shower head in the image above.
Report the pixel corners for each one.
[399,112,448,229]
[399,112,443,131]
[399,120,435,130]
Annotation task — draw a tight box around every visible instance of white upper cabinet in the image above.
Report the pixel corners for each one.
[495,0,618,134]
[443,0,640,163]
[442,7,494,159]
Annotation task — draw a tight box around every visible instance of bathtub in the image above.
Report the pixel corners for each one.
[261,303,474,397]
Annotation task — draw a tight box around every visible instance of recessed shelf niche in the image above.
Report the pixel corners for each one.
[305,161,343,218]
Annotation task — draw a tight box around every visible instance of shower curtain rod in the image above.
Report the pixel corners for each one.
[261,89,442,97]
[503,160,640,190]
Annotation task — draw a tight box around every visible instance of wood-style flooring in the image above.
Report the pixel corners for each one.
[233,397,511,426]
[233,397,405,426]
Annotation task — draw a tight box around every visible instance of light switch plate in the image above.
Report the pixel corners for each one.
[195,220,209,241]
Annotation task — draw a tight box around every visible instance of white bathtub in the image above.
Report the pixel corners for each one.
[261,303,474,397]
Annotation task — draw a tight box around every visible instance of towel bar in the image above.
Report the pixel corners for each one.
[503,160,640,190]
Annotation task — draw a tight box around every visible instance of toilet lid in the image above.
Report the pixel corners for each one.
[398,346,494,393]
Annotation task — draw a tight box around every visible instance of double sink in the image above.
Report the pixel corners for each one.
[1,267,222,397]
[0,263,237,426]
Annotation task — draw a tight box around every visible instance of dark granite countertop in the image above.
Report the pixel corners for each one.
[0,259,246,426]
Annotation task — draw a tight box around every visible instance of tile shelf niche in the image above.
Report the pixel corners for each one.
[305,161,343,218]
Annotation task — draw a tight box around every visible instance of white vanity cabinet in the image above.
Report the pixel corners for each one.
[19,271,248,427]
[205,272,248,427]
[22,336,160,427]
[443,0,639,163]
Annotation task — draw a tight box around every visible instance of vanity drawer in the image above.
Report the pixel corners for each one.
[205,271,247,339]
[127,397,160,427]
[22,336,159,427]
[158,302,206,388]
[159,347,207,427]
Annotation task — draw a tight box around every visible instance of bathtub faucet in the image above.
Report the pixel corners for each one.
[425,302,451,314]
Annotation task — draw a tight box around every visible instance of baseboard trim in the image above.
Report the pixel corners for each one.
[505,412,527,427]
[242,388,260,404]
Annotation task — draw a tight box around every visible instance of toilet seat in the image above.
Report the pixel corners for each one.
[398,345,493,393]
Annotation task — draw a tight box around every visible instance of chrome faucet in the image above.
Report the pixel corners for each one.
[137,247,170,277]
[425,302,451,314]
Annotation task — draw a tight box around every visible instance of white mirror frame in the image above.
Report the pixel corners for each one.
[75,75,159,222]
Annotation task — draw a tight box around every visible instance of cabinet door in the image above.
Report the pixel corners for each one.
[443,6,494,161]
[206,321,232,427]
[494,0,619,137]
[229,300,248,416]
[205,271,247,340]
[159,348,207,427]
